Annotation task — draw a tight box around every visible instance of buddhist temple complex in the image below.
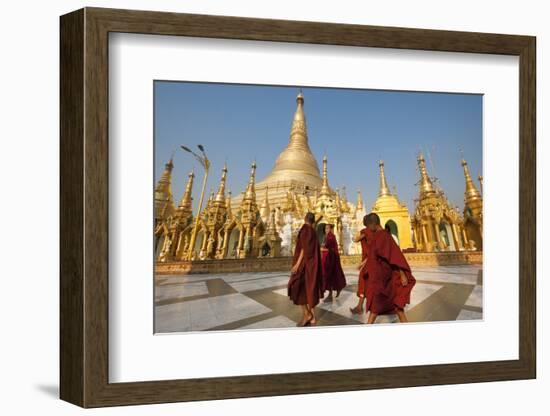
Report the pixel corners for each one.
[154,91,483,265]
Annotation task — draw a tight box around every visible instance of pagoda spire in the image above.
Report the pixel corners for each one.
[356,190,364,212]
[154,157,175,220]
[288,90,308,150]
[255,91,322,192]
[243,161,257,200]
[320,155,330,196]
[461,158,481,202]
[155,157,174,195]
[260,186,271,222]
[378,160,391,197]
[214,164,228,203]
[178,170,194,210]
[341,186,348,205]
[417,153,436,197]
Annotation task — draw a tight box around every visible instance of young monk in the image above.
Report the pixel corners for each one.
[363,213,416,324]
[350,215,374,314]
[321,223,347,302]
[288,212,324,326]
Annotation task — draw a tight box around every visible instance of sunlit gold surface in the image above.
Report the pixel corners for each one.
[372,160,414,249]
[154,158,175,223]
[154,91,483,263]
[461,158,483,250]
[410,154,482,252]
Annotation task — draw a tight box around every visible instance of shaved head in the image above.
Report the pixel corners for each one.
[364,213,381,228]
[304,212,315,224]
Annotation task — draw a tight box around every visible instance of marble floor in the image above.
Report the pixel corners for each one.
[154,264,483,333]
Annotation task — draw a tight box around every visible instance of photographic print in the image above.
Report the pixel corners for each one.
[153,82,483,333]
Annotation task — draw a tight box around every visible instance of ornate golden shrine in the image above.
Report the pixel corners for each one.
[411,154,478,252]
[461,158,483,250]
[154,91,483,262]
[372,160,414,250]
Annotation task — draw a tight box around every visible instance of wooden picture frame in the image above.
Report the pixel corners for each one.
[60,7,536,408]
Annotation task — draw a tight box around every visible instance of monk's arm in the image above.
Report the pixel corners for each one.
[352,231,363,243]
[291,249,304,274]
[398,268,408,286]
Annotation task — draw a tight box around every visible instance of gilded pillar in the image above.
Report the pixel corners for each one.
[451,223,461,251]
[221,228,230,258]
[433,222,441,249]
[461,227,469,248]
[237,228,245,254]
[421,224,429,251]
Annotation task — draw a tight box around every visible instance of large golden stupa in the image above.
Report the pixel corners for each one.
[231,91,324,209]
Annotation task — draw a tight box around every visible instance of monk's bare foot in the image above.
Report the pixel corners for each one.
[349,305,363,314]
[309,315,317,326]
[297,313,313,327]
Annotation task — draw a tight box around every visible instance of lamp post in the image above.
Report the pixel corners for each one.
[181,144,210,261]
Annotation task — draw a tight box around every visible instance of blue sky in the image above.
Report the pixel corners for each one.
[154,81,482,213]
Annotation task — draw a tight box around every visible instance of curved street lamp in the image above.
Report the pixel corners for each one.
[181,144,210,260]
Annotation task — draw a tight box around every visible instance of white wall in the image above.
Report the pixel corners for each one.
[0,0,545,414]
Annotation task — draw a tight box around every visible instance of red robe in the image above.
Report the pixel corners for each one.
[321,231,347,292]
[357,228,374,298]
[288,224,324,307]
[365,228,416,314]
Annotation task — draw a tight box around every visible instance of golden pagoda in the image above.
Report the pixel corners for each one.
[371,160,414,249]
[154,158,175,227]
[411,153,466,252]
[225,92,359,257]
[461,158,483,250]
[199,165,229,259]
[231,91,323,210]
[155,167,195,262]
[210,161,262,259]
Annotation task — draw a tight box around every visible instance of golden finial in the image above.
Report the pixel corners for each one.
[288,90,307,148]
[320,155,330,196]
[378,160,391,197]
[179,170,195,209]
[461,157,481,201]
[214,164,228,203]
[417,153,436,196]
[244,160,257,200]
[296,88,304,103]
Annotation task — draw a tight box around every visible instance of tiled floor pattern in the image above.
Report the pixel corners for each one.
[155,264,483,333]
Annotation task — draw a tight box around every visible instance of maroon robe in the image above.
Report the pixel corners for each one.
[357,228,374,298]
[365,228,416,314]
[287,224,324,307]
[321,231,347,292]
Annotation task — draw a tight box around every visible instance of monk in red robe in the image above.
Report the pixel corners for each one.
[288,212,324,326]
[350,215,374,314]
[363,212,416,323]
[321,223,347,302]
